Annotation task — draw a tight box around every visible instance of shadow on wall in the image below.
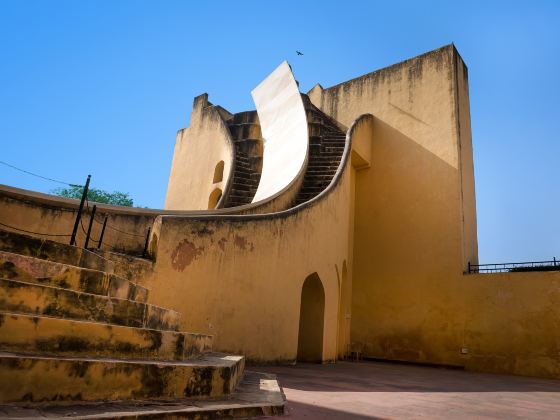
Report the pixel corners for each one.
[351,116,465,364]
[297,272,325,363]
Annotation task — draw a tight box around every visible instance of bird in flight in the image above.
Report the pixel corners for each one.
[296,51,304,56]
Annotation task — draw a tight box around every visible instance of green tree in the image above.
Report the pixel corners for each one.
[51,185,134,207]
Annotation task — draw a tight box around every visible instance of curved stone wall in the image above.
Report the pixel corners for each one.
[251,61,308,203]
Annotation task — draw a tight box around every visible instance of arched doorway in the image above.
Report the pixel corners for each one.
[297,272,325,362]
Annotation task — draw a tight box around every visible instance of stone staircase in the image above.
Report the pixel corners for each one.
[0,229,284,418]
[222,111,263,208]
[294,102,347,205]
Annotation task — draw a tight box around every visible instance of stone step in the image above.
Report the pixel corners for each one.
[0,251,148,303]
[300,181,329,189]
[305,173,336,179]
[229,123,261,141]
[226,196,251,206]
[0,229,114,274]
[231,111,259,125]
[0,312,212,361]
[235,159,251,168]
[323,137,346,142]
[322,151,344,157]
[309,156,340,162]
[0,352,244,403]
[301,180,331,188]
[0,278,181,331]
[235,152,250,161]
[302,176,334,184]
[231,183,257,192]
[233,171,255,181]
[315,152,343,158]
[228,195,254,204]
[307,165,339,171]
[231,176,258,186]
[0,370,284,419]
[91,249,153,283]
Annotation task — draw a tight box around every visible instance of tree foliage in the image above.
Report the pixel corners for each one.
[51,185,134,207]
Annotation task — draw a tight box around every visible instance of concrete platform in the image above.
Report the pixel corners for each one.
[0,371,284,419]
[262,361,560,419]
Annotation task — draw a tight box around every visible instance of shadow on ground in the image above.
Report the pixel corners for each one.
[258,361,560,393]
[254,361,560,419]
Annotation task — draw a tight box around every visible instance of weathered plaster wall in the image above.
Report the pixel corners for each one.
[146,162,354,362]
[310,45,471,367]
[454,54,479,268]
[142,113,367,362]
[0,184,155,254]
[165,94,234,210]
[2,45,557,378]
[462,271,560,378]
[311,45,559,378]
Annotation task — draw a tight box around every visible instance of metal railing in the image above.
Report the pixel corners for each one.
[468,258,559,274]
[71,175,151,257]
[0,168,151,258]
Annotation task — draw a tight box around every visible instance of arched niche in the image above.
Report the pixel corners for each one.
[208,188,222,209]
[297,272,325,362]
[213,160,225,184]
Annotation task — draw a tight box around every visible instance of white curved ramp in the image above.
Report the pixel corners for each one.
[251,61,308,202]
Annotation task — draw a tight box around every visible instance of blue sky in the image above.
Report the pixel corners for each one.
[1,0,559,263]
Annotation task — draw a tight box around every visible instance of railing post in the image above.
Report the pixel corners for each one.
[84,204,96,250]
[97,216,108,249]
[70,175,91,246]
[142,227,151,258]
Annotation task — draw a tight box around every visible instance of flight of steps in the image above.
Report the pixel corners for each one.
[222,111,263,208]
[0,229,284,418]
[294,102,347,205]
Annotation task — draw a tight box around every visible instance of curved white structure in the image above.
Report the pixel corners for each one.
[251,61,308,202]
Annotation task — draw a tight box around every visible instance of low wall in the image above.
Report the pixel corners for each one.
[462,270,560,378]
[0,185,157,254]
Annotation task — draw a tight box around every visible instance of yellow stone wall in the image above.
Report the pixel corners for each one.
[165,94,234,211]
[310,45,558,378]
[143,121,362,362]
[0,184,156,253]
[0,45,558,378]
[463,271,560,378]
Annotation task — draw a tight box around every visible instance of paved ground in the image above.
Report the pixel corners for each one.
[260,361,560,419]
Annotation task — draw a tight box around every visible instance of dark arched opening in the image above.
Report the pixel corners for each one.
[297,272,325,362]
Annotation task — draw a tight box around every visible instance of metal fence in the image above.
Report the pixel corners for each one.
[468,258,559,274]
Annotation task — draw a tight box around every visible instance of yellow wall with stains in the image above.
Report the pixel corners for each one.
[165,94,234,211]
[0,45,558,378]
